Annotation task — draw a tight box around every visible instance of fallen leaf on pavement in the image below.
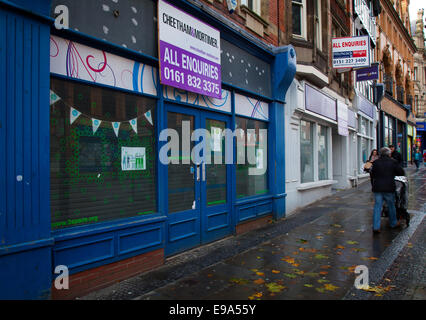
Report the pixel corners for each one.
[320,265,332,269]
[305,272,320,277]
[256,272,265,277]
[336,245,345,250]
[304,284,313,288]
[314,254,329,259]
[230,278,249,285]
[324,283,339,291]
[331,224,342,228]
[248,292,263,300]
[298,238,308,244]
[317,279,330,284]
[266,283,286,293]
[281,257,295,264]
[271,270,281,274]
[283,273,297,279]
[319,271,328,275]
[253,278,265,285]
[346,240,359,245]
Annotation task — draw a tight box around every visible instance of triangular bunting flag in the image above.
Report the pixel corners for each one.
[112,122,121,137]
[144,110,153,126]
[50,90,61,106]
[70,107,81,125]
[130,118,138,134]
[92,118,102,134]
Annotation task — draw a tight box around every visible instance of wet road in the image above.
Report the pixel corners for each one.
[82,166,425,300]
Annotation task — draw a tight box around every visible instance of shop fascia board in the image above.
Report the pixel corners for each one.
[296,64,329,89]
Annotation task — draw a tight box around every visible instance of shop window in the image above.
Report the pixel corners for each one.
[50,77,157,230]
[236,117,268,198]
[318,125,328,181]
[292,0,306,38]
[300,120,314,183]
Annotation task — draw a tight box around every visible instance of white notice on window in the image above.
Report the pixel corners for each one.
[211,127,222,152]
[121,147,146,171]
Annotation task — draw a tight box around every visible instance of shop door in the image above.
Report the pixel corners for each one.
[165,105,232,256]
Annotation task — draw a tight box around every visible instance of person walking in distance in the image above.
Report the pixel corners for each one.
[370,147,405,234]
[413,148,422,170]
[389,145,403,167]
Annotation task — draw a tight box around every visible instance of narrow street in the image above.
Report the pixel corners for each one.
[82,166,426,300]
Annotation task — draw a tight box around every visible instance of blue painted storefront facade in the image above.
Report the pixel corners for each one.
[0,0,296,299]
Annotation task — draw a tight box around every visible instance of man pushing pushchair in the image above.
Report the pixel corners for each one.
[370,147,406,234]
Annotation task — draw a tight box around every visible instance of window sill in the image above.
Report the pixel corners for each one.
[297,180,337,191]
[357,173,370,179]
[240,5,269,27]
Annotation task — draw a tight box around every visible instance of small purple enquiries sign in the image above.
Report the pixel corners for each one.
[158,0,222,99]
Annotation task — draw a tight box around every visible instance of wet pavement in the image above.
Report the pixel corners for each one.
[81,166,425,300]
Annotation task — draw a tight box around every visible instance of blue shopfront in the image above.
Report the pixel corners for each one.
[0,0,296,299]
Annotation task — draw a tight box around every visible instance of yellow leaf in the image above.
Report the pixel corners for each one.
[324,283,339,291]
[319,271,328,275]
[256,271,265,277]
[281,257,295,264]
[266,283,286,293]
[346,240,359,245]
[272,270,281,274]
[248,292,263,300]
[253,278,265,285]
[336,245,345,250]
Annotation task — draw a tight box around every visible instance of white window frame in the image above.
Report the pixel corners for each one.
[292,0,307,40]
[240,0,261,16]
[300,119,332,184]
[357,115,375,175]
[314,0,322,51]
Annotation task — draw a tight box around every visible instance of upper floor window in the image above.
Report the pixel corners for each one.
[414,67,418,81]
[292,0,306,39]
[241,0,261,16]
[314,0,322,51]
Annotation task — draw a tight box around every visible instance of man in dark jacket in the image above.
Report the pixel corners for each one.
[370,147,405,233]
[389,145,403,166]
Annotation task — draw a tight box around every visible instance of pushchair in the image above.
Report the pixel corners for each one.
[381,176,410,226]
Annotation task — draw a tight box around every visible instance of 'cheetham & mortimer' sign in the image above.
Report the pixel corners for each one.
[332,36,370,69]
[158,0,222,98]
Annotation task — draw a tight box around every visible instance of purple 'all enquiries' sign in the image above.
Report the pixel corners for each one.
[159,0,222,99]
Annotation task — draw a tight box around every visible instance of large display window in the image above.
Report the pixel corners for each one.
[50,77,157,230]
[236,117,268,198]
